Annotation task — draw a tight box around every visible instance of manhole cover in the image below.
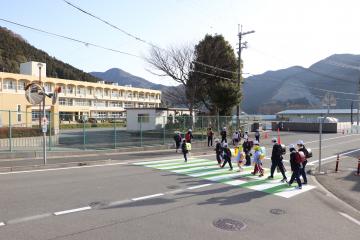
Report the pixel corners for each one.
[213,218,246,231]
[270,208,286,215]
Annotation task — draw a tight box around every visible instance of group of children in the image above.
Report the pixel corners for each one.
[174,127,312,190]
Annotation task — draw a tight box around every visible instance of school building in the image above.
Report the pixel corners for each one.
[0,61,161,131]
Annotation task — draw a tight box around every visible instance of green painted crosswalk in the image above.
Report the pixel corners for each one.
[134,158,316,198]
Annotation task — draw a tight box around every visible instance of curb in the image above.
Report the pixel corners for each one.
[309,165,360,215]
[0,151,215,173]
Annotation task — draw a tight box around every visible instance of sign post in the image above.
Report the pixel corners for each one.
[319,92,337,173]
[25,81,60,165]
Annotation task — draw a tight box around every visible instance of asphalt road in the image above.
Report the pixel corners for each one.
[0,132,359,239]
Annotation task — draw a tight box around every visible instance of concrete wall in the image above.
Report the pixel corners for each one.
[272,122,337,133]
[126,109,157,131]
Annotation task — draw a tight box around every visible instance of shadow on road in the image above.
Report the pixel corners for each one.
[104,198,176,209]
[343,171,360,192]
[197,190,267,206]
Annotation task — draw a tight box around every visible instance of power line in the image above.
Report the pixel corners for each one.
[61,0,239,75]
[190,70,236,82]
[0,18,142,59]
[0,17,238,84]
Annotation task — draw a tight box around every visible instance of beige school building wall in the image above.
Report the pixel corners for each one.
[0,71,161,130]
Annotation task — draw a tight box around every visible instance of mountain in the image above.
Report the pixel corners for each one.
[0,26,100,82]
[90,68,165,90]
[242,54,360,114]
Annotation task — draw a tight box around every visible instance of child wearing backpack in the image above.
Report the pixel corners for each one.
[173,131,182,153]
[185,129,193,143]
[288,144,302,189]
[221,143,233,171]
[181,139,189,162]
[251,141,264,177]
[214,138,223,166]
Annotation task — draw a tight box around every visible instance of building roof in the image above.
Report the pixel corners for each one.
[126,107,191,111]
[277,109,359,115]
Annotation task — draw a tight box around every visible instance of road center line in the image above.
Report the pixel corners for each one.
[54,206,92,216]
[187,183,213,190]
[7,213,52,224]
[132,193,165,201]
[309,148,360,165]
[0,162,130,175]
[339,212,360,226]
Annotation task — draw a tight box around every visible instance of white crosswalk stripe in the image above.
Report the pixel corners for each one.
[274,185,316,198]
[172,165,219,173]
[134,158,316,198]
[147,159,209,167]
[248,180,285,191]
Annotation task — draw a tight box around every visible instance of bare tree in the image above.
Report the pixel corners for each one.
[146,45,197,116]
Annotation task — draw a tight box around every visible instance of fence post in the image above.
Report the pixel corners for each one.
[83,120,86,150]
[114,118,117,149]
[201,116,204,142]
[140,117,143,147]
[163,116,166,145]
[9,110,12,152]
[183,115,185,133]
[48,111,52,151]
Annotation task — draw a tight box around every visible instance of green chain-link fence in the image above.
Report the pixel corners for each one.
[0,110,271,152]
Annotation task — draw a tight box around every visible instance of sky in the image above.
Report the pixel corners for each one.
[1,0,360,86]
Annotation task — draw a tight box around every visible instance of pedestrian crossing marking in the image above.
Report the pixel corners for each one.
[135,158,315,198]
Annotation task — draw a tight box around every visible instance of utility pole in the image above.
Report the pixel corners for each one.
[357,78,360,133]
[236,25,255,126]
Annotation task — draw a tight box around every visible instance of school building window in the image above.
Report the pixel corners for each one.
[16,105,21,122]
[138,113,150,123]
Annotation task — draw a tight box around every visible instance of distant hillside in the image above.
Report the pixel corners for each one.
[90,68,165,90]
[0,26,100,82]
[242,54,360,114]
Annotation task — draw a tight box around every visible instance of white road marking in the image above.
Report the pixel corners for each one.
[132,193,165,201]
[305,134,359,145]
[248,180,285,191]
[54,206,92,216]
[0,222,5,227]
[147,159,209,167]
[0,162,130,175]
[274,185,316,198]
[205,171,253,181]
[189,168,231,177]
[133,158,185,165]
[187,183,213,190]
[173,165,219,173]
[339,212,360,226]
[158,161,214,170]
[7,213,52,224]
[223,179,247,186]
[107,199,132,207]
[309,148,360,165]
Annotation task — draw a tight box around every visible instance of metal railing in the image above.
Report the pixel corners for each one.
[0,110,264,152]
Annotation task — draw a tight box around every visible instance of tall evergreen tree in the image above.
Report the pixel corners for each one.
[190,34,240,115]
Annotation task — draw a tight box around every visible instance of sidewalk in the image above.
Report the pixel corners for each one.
[0,143,217,172]
[315,155,360,211]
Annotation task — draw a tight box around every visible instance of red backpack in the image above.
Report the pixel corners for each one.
[185,133,191,142]
[295,151,306,164]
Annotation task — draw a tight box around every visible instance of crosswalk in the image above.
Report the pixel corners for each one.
[134,158,316,198]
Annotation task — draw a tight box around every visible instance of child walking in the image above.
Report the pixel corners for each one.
[214,139,223,166]
[251,141,264,177]
[181,139,189,162]
[221,143,233,171]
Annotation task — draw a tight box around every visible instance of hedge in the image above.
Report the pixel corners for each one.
[0,127,43,139]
